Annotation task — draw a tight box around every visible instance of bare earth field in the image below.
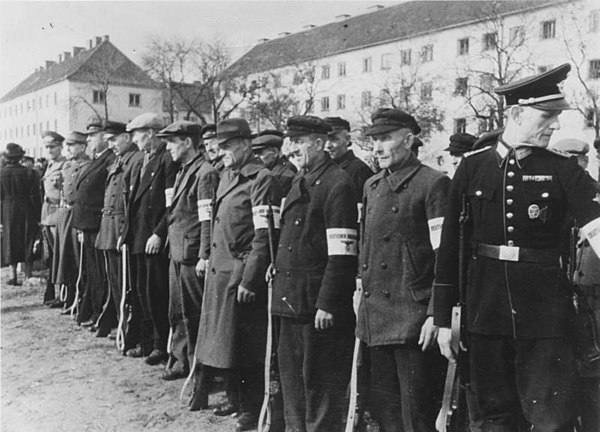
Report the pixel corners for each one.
[1,268,234,432]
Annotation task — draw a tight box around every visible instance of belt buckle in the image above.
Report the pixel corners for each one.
[499,245,520,262]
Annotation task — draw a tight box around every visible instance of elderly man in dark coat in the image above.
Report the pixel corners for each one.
[252,129,297,196]
[1,143,41,285]
[196,118,280,431]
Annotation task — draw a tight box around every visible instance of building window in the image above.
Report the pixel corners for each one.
[321,65,330,79]
[20,103,23,114]
[541,20,556,39]
[483,32,497,50]
[27,125,30,136]
[33,124,36,135]
[381,53,392,70]
[363,57,372,73]
[46,121,49,130]
[337,94,346,110]
[39,97,42,108]
[455,77,468,96]
[321,96,330,112]
[401,49,411,66]
[46,95,49,107]
[293,72,303,85]
[32,99,35,110]
[361,91,372,108]
[54,119,57,130]
[590,10,600,32]
[420,44,434,62]
[129,93,141,107]
[54,92,57,105]
[458,38,469,55]
[480,74,494,93]
[420,83,433,101]
[454,118,467,134]
[590,60,600,79]
[509,26,525,45]
[93,90,105,104]
[338,62,346,77]
[271,73,281,88]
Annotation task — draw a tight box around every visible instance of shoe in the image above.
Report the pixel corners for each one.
[7,278,21,286]
[213,403,238,417]
[235,412,258,431]
[49,299,64,309]
[126,346,144,358]
[88,325,98,332]
[95,327,111,338]
[145,349,168,366]
[161,365,188,381]
[80,320,94,327]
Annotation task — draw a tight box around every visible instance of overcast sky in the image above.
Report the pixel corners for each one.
[0,0,398,96]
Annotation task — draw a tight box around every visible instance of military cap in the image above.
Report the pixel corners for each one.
[252,130,284,150]
[202,124,217,139]
[103,121,127,138]
[41,131,65,145]
[285,116,331,138]
[365,108,421,136]
[3,143,25,159]
[126,113,163,132]
[495,63,571,111]
[324,117,351,134]
[552,138,589,155]
[215,118,252,146]
[64,131,88,146]
[445,133,477,155]
[85,119,104,135]
[157,120,202,138]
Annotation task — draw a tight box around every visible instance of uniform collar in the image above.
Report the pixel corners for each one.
[496,138,532,169]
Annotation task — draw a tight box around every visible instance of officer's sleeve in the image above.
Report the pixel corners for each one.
[242,170,281,292]
[433,159,469,328]
[196,165,219,261]
[318,176,358,315]
[153,153,178,240]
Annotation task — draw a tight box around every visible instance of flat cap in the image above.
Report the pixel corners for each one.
[157,120,202,138]
[202,124,217,139]
[215,118,252,146]
[3,143,25,158]
[126,113,163,132]
[552,138,589,155]
[103,121,127,138]
[252,130,284,150]
[445,133,477,155]
[85,119,104,135]
[365,108,421,136]
[64,131,88,146]
[495,63,571,111]
[324,117,350,134]
[285,116,331,138]
[41,131,65,144]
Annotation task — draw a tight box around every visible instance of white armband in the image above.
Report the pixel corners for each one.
[197,199,212,222]
[428,217,444,250]
[326,228,358,256]
[164,188,174,207]
[582,216,600,259]
[252,205,281,229]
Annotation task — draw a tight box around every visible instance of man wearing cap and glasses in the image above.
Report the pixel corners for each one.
[195,118,280,431]
[251,129,297,195]
[434,64,600,431]
[40,131,67,305]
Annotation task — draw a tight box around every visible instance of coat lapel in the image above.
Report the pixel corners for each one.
[171,155,204,207]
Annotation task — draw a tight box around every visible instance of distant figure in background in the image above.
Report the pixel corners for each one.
[251,129,297,195]
[21,156,35,169]
[445,132,477,174]
[203,124,225,174]
[1,143,41,285]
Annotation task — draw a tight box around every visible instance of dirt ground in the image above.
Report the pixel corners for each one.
[1,267,235,432]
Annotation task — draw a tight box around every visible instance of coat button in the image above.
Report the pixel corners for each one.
[507,171,515,178]
[288,246,292,252]
[286,271,291,277]
[211,268,216,274]
[383,290,390,298]
[294,219,300,226]
[475,190,482,197]
[215,217,220,223]
[506,185,514,192]
[391,206,398,213]
[506,199,513,205]
[380,263,387,269]
[506,213,513,219]
[382,235,390,241]
[315,179,321,185]
[362,264,368,270]
[507,226,514,233]
[541,192,549,198]
[364,291,370,298]
[507,240,515,246]
[212,242,216,248]
[509,159,515,165]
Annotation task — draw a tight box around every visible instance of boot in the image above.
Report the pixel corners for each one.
[189,365,210,411]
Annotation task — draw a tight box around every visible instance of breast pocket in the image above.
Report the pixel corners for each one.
[468,184,496,222]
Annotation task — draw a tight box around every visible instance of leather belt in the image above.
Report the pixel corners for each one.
[476,243,560,264]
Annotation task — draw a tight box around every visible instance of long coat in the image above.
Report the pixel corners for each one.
[72,149,116,232]
[357,153,449,346]
[195,155,279,369]
[40,156,66,227]
[95,146,143,251]
[121,142,177,254]
[1,163,41,266]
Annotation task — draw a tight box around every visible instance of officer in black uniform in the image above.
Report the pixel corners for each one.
[252,129,297,195]
[434,63,600,432]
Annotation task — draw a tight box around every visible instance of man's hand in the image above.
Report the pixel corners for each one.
[314,309,334,330]
[77,230,84,243]
[237,285,255,304]
[145,234,162,254]
[418,316,438,352]
[437,327,455,362]
[195,258,208,277]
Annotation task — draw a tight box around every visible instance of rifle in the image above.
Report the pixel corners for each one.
[116,244,128,353]
[436,194,469,432]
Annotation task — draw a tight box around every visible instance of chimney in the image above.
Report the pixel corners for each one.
[58,53,63,63]
[95,36,102,46]
[45,60,56,69]
[73,46,84,56]
[368,4,384,10]
[88,39,93,49]
[63,51,71,61]
[278,32,291,37]
[303,24,316,30]
[257,38,270,44]
[336,14,351,20]
[103,35,109,41]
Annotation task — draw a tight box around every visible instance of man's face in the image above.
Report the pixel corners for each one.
[289,135,323,170]
[107,133,131,156]
[220,138,249,169]
[371,128,412,170]
[132,129,153,152]
[67,143,86,159]
[450,154,462,172]
[515,107,561,148]
[255,147,279,169]
[166,136,190,162]
[205,138,220,161]
[44,140,63,160]
[86,131,107,153]
[324,130,350,161]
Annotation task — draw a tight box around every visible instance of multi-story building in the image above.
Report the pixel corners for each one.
[0,36,162,158]
[226,0,600,172]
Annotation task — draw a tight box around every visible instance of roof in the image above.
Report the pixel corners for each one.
[227,0,561,76]
[1,40,160,103]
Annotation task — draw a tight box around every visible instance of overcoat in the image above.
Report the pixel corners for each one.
[357,153,449,346]
[335,149,373,202]
[195,155,279,369]
[95,146,143,251]
[71,149,116,232]
[0,163,41,266]
[121,142,177,254]
[40,156,66,226]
